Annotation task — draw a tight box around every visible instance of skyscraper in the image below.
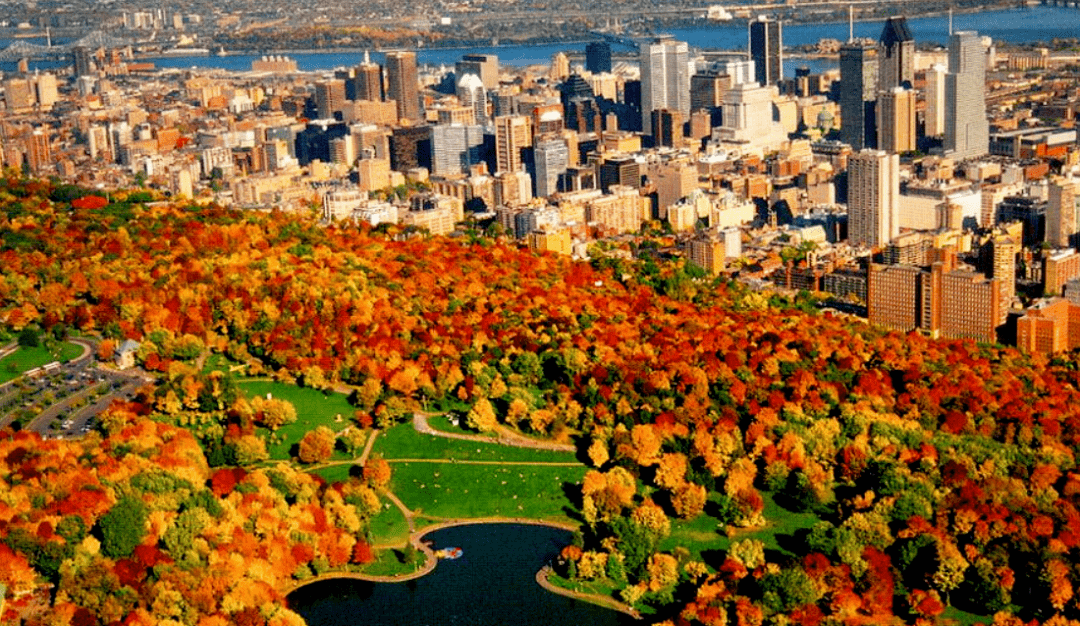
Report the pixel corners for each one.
[585,42,612,74]
[533,137,569,198]
[878,16,914,90]
[639,37,690,136]
[839,41,878,150]
[1047,178,1079,249]
[456,73,487,125]
[456,54,499,90]
[925,64,947,137]
[945,31,989,160]
[431,124,485,175]
[494,115,531,173]
[877,87,916,153]
[690,71,730,113]
[386,51,420,123]
[848,149,899,248]
[314,79,347,120]
[651,109,683,148]
[353,52,384,102]
[749,17,782,86]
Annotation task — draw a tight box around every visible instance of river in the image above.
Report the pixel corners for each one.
[286,524,636,626]
[7,6,1080,75]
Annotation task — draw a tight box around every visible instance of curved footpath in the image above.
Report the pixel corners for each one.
[413,412,577,453]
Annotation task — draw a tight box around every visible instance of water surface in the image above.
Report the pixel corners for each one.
[287,524,635,626]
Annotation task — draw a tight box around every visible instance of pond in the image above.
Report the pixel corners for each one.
[287,524,637,626]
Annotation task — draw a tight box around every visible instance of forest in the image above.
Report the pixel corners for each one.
[2,175,1080,626]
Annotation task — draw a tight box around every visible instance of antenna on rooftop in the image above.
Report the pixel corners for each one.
[948,7,953,35]
[848,5,854,42]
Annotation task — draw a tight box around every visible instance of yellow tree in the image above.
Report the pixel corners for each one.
[298,426,335,464]
[466,397,498,433]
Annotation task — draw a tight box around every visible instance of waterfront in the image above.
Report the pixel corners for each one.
[7,6,1080,74]
[286,524,635,626]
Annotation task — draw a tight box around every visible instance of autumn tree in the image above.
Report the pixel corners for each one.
[466,397,498,433]
[298,426,336,464]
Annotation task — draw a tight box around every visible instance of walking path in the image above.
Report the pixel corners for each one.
[535,565,642,620]
[413,412,576,453]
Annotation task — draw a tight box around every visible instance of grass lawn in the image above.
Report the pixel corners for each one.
[238,381,355,461]
[746,491,823,556]
[391,461,587,523]
[201,352,245,375]
[309,463,359,483]
[374,421,579,464]
[368,501,412,547]
[660,508,727,560]
[941,606,992,626]
[359,549,422,577]
[0,342,83,383]
[660,491,822,563]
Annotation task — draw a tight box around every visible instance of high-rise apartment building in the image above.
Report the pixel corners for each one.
[868,257,1003,342]
[533,136,569,198]
[586,42,612,74]
[945,31,989,160]
[639,37,690,136]
[494,115,531,173]
[847,149,899,248]
[990,233,1018,322]
[878,17,914,89]
[456,54,499,90]
[877,87,916,153]
[749,16,782,86]
[386,51,420,123]
[839,41,877,150]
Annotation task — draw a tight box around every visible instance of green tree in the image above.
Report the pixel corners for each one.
[17,326,39,347]
[98,496,148,558]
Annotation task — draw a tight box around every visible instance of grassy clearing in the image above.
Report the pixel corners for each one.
[374,421,579,463]
[0,342,83,383]
[201,352,246,375]
[941,606,992,626]
[368,501,412,547]
[660,509,727,559]
[746,491,823,556]
[237,381,355,461]
[660,491,822,562]
[358,549,422,577]
[310,463,358,483]
[391,462,587,523]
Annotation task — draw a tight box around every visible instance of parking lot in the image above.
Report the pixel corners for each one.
[0,341,149,439]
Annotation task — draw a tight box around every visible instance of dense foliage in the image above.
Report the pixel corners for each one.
[4,176,1080,625]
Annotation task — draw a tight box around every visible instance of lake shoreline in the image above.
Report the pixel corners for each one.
[285,519,642,620]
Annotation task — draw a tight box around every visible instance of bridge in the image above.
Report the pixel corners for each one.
[0,30,132,62]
